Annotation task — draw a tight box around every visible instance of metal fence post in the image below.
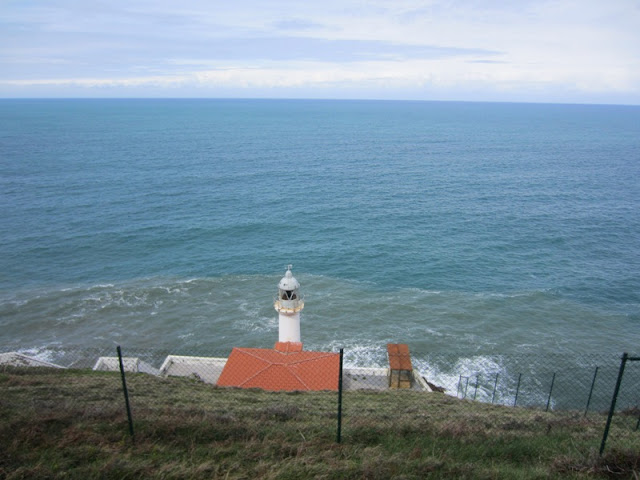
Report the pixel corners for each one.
[491,373,499,404]
[514,373,522,407]
[584,366,599,417]
[117,345,135,442]
[473,375,480,400]
[599,353,628,455]
[546,372,556,412]
[458,376,469,399]
[336,348,344,444]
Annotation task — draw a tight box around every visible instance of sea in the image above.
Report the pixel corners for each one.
[1,99,639,405]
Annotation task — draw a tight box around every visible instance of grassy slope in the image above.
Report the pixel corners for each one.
[0,367,638,479]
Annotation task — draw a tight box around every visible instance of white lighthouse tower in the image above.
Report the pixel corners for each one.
[274,265,304,343]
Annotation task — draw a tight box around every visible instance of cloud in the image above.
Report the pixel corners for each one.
[468,60,509,65]
[165,37,501,63]
[272,19,325,31]
[4,56,637,99]
[0,0,639,103]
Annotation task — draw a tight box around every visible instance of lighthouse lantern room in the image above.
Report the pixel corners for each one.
[274,265,304,344]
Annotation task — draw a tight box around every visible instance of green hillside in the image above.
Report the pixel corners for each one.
[1,367,638,479]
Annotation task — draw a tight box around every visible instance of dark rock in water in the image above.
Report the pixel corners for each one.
[425,378,445,393]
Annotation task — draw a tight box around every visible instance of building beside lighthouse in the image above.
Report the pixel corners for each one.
[217,266,341,392]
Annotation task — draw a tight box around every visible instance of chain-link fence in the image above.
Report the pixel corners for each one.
[2,345,638,459]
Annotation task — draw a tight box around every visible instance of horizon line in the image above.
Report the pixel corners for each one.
[1,96,639,108]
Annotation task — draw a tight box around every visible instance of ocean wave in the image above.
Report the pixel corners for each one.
[0,273,637,360]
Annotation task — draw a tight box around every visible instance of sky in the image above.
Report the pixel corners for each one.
[1,0,640,104]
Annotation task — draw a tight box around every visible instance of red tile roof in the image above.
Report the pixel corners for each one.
[274,341,303,353]
[217,346,340,392]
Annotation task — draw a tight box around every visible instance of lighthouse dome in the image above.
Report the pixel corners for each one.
[278,267,300,291]
[274,265,304,340]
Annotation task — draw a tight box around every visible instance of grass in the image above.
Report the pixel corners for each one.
[1,366,638,479]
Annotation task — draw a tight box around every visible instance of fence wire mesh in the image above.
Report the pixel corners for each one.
[1,345,638,460]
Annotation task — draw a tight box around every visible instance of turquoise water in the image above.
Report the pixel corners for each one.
[1,100,639,382]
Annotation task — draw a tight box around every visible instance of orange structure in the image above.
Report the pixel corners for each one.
[274,341,303,353]
[217,342,340,392]
[387,343,413,389]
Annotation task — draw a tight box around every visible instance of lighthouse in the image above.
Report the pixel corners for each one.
[274,265,304,343]
[216,265,339,391]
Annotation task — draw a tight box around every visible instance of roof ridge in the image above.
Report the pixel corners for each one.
[284,364,311,390]
[238,363,271,387]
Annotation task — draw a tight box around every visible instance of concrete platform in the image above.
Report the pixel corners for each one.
[159,355,228,384]
[93,356,160,375]
[0,352,65,369]
[343,367,432,392]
